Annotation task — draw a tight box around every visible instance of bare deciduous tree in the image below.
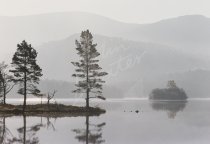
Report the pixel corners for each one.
[47,90,57,105]
[0,62,16,104]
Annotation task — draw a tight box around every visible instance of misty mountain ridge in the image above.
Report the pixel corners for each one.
[1,12,210,98]
[34,34,210,98]
[37,34,209,82]
[127,14,210,55]
[0,11,139,58]
[1,12,210,59]
[8,69,210,98]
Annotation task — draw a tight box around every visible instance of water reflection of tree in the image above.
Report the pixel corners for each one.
[6,115,56,144]
[39,116,56,131]
[0,115,57,144]
[150,101,187,119]
[0,117,14,144]
[72,116,105,144]
[7,115,43,144]
[46,117,56,131]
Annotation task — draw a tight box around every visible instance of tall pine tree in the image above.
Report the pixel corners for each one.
[10,40,42,111]
[71,30,108,109]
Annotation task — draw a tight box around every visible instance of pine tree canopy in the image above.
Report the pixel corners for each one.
[10,40,42,96]
[71,30,108,100]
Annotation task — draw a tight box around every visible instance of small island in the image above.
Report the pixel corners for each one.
[0,104,105,117]
[0,30,107,117]
[149,80,187,100]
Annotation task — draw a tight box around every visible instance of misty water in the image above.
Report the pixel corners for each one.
[1,99,210,144]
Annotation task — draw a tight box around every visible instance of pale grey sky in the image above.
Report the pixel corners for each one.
[0,0,210,23]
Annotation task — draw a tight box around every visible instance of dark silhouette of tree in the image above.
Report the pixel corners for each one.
[167,80,177,89]
[149,81,187,100]
[71,30,108,109]
[0,62,15,104]
[149,88,187,100]
[47,90,57,105]
[72,116,105,144]
[10,40,42,111]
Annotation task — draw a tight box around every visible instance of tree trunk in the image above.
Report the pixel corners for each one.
[86,116,89,144]
[23,115,26,144]
[0,117,6,143]
[3,88,6,104]
[86,89,89,109]
[3,81,6,104]
[23,72,27,112]
[86,56,89,109]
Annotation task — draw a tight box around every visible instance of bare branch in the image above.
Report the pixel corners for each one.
[5,83,16,94]
[47,90,57,104]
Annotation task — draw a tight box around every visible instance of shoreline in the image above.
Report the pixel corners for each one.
[0,104,106,117]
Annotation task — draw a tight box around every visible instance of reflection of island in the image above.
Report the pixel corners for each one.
[72,116,105,144]
[150,101,187,119]
[149,80,187,100]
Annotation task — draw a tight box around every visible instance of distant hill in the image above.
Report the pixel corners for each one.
[7,70,210,99]
[37,34,208,83]
[124,15,210,56]
[1,12,210,59]
[166,70,210,98]
[7,79,123,99]
[6,69,210,99]
[1,12,210,98]
[34,35,210,98]
[0,12,139,59]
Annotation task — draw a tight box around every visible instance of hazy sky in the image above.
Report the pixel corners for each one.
[0,0,210,23]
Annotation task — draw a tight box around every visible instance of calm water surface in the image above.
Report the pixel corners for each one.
[1,99,210,144]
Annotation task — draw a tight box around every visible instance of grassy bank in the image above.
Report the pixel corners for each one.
[0,104,106,117]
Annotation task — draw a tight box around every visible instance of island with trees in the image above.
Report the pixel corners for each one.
[149,80,188,100]
[0,30,107,117]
